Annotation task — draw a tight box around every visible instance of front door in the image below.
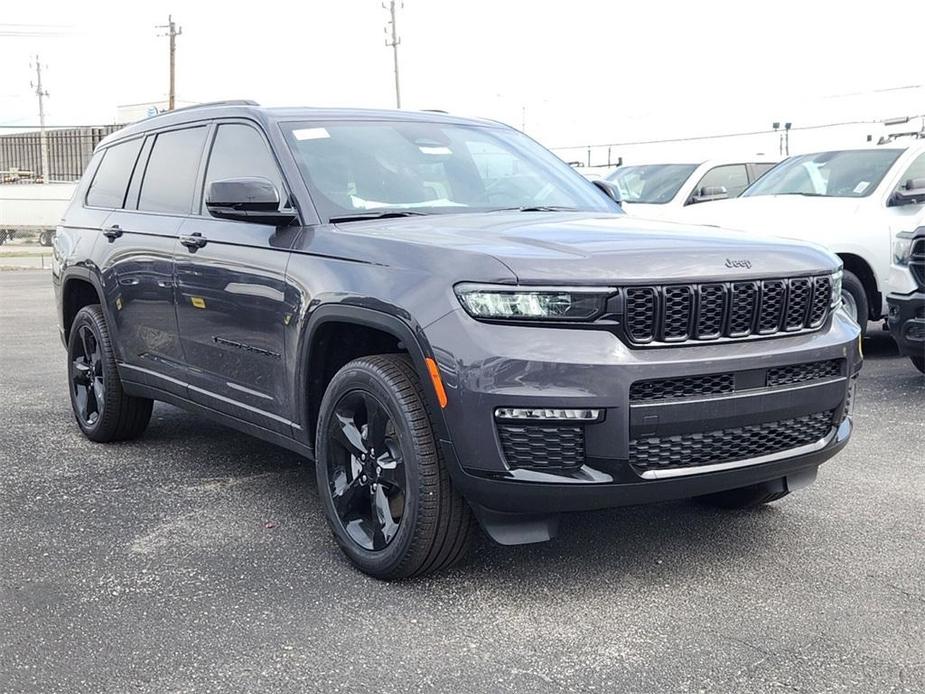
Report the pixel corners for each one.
[173,121,300,435]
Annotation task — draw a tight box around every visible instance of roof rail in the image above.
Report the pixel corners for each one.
[147,99,260,119]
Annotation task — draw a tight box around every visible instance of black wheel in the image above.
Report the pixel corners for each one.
[697,483,789,509]
[841,270,869,337]
[67,305,153,442]
[316,354,473,579]
[912,356,925,375]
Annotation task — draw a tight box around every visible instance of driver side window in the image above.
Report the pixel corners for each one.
[201,123,285,214]
[896,153,925,194]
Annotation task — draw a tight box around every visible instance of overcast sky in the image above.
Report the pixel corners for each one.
[1,0,923,161]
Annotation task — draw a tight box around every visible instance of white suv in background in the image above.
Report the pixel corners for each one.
[605,158,778,219]
[677,142,925,333]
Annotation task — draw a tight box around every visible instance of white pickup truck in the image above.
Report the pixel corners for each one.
[676,142,925,334]
[0,182,76,246]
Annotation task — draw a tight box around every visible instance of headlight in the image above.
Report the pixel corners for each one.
[830,269,843,309]
[893,232,914,265]
[455,283,614,321]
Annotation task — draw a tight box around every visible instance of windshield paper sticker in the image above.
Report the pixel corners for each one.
[293,127,330,141]
[853,181,870,194]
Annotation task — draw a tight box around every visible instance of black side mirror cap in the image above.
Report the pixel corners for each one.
[205,177,298,226]
[592,179,623,205]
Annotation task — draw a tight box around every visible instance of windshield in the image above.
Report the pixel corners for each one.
[282,120,619,222]
[742,149,903,198]
[605,164,698,204]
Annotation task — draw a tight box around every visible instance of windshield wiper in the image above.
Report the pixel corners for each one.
[329,210,431,223]
[492,205,581,212]
[774,192,827,197]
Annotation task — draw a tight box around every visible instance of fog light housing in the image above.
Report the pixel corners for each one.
[494,407,603,422]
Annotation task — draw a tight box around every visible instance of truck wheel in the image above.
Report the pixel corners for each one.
[315,354,473,579]
[697,483,789,509]
[0,231,7,245]
[841,270,868,336]
[67,305,153,442]
[39,230,53,247]
[912,356,925,375]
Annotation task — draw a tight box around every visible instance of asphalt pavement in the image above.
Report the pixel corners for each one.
[1,270,923,693]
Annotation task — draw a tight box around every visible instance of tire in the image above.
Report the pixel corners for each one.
[39,230,53,247]
[67,305,153,442]
[697,483,789,510]
[315,354,473,579]
[841,270,869,337]
[912,356,925,375]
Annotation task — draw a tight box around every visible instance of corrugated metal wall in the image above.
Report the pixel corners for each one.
[0,125,123,182]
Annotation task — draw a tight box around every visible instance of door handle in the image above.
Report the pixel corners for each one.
[102,224,122,241]
[179,232,208,250]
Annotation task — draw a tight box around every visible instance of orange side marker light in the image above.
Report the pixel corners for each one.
[424,357,448,409]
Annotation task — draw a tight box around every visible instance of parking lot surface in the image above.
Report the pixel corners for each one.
[1,270,923,693]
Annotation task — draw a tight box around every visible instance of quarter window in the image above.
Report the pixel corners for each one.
[85,138,143,209]
[202,124,284,212]
[137,127,207,214]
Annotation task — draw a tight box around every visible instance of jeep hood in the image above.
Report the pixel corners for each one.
[331,211,838,283]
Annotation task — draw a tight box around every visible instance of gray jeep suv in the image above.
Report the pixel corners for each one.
[53,101,861,579]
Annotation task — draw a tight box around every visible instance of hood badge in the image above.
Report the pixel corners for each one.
[725,258,752,269]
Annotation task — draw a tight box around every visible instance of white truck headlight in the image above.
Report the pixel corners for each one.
[893,232,914,266]
[455,284,614,321]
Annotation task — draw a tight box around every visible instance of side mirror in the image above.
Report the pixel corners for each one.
[689,185,729,205]
[592,179,622,205]
[890,178,925,207]
[205,177,298,225]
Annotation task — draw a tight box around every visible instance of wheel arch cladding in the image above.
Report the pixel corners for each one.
[300,306,448,449]
[62,277,103,343]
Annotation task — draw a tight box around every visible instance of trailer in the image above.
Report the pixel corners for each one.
[0,182,76,246]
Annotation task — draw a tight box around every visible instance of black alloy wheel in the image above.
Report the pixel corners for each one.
[326,390,407,551]
[71,323,105,428]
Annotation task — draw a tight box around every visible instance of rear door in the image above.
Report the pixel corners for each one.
[174,120,299,435]
[90,127,207,395]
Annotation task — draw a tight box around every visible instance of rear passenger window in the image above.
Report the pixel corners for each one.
[752,162,777,180]
[85,138,143,209]
[694,164,749,198]
[138,127,207,214]
[202,123,284,212]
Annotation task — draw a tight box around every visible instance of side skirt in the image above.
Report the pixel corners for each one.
[122,379,315,461]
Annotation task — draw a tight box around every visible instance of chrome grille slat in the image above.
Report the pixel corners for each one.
[622,274,834,347]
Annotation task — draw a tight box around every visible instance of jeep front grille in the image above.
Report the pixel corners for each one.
[621,274,834,346]
[629,410,835,471]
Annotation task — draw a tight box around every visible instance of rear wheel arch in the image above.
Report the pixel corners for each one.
[298,306,447,450]
[836,253,880,319]
[62,275,104,343]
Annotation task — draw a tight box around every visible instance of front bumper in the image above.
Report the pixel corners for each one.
[425,308,861,518]
[887,291,925,360]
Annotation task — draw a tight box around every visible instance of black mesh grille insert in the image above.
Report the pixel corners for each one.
[757,280,786,333]
[808,276,832,327]
[498,424,584,471]
[625,287,657,342]
[630,373,734,402]
[767,359,841,386]
[696,284,727,338]
[784,277,811,330]
[662,286,693,340]
[629,410,834,471]
[728,281,758,336]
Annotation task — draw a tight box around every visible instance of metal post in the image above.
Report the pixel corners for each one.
[157,16,182,111]
[32,56,49,181]
[384,1,402,108]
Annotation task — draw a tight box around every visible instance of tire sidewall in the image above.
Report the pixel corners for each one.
[315,364,423,575]
[841,270,868,333]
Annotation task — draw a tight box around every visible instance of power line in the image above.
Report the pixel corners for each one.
[548,114,925,151]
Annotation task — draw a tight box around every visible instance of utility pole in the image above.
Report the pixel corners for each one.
[383,1,402,108]
[30,55,49,181]
[156,15,182,111]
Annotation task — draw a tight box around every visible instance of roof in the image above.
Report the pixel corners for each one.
[97,100,505,149]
